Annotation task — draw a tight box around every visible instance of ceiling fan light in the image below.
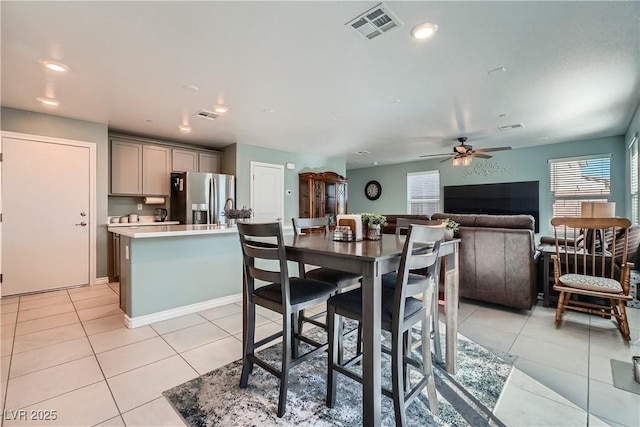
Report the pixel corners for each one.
[462,156,472,166]
[411,22,438,40]
[452,158,461,166]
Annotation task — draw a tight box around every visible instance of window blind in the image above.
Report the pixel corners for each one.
[407,171,440,215]
[549,155,611,218]
[630,136,638,224]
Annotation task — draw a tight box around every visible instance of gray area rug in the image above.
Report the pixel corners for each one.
[164,324,516,426]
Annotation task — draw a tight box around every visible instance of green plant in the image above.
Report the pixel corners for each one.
[444,218,459,232]
[360,213,387,227]
[225,206,252,219]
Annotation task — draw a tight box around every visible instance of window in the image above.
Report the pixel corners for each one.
[630,134,639,224]
[549,155,611,220]
[407,171,440,215]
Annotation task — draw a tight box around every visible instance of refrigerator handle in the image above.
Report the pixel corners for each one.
[210,177,217,225]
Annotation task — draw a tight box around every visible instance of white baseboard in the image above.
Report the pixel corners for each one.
[124,293,243,329]
[95,277,110,285]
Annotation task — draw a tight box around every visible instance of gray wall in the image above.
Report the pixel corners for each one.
[346,135,626,235]
[1,107,110,277]
[233,143,346,221]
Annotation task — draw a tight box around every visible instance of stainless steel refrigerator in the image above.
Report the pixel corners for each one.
[170,172,235,225]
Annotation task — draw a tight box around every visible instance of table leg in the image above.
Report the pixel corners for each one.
[543,252,550,308]
[444,246,459,375]
[361,261,382,427]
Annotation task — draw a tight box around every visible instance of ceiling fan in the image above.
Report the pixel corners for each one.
[419,137,512,165]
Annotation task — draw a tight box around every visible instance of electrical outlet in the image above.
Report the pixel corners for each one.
[137,203,143,211]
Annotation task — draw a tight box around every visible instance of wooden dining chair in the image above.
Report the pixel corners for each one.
[291,217,362,352]
[551,217,634,340]
[326,224,445,426]
[237,222,338,417]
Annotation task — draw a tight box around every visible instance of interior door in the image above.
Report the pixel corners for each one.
[3,137,91,295]
[250,162,284,223]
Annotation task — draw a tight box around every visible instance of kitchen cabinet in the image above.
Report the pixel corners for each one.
[142,145,171,196]
[299,171,348,224]
[111,140,143,195]
[172,148,198,172]
[198,151,220,173]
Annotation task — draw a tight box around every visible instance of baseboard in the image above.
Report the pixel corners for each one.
[124,293,243,329]
[95,277,110,285]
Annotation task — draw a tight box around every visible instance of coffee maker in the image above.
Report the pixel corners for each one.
[154,208,168,222]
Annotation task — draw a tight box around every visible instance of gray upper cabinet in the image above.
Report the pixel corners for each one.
[111,140,143,195]
[172,148,198,172]
[142,145,171,196]
[198,151,220,173]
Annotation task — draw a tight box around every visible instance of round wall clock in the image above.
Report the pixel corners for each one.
[365,180,382,201]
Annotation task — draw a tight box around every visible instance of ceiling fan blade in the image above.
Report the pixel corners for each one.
[474,146,512,153]
[472,153,492,159]
[418,153,450,158]
[440,156,456,163]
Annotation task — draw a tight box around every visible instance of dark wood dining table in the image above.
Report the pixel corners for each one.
[283,233,460,426]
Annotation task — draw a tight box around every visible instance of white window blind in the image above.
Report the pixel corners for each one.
[630,135,639,224]
[549,155,611,219]
[407,171,440,215]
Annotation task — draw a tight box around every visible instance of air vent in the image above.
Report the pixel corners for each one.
[195,109,220,120]
[346,3,402,40]
[498,123,525,131]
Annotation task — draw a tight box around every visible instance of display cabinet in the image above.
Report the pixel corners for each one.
[299,171,348,224]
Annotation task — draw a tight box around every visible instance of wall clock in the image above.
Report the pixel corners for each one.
[365,180,382,201]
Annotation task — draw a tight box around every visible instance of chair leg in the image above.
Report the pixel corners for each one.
[239,301,256,388]
[422,290,439,415]
[403,331,410,393]
[555,291,567,324]
[616,300,631,340]
[356,322,363,357]
[431,296,442,364]
[326,305,339,408]
[291,312,300,360]
[391,325,407,427]
[337,316,344,365]
[278,311,292,417]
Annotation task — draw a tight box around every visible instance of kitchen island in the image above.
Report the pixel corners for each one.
[108,224,243,328]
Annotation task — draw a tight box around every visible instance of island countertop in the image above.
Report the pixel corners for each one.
[108,224,239,238]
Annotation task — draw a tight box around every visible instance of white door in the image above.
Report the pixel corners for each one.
[250,162,284,223]
[3,136,91,295]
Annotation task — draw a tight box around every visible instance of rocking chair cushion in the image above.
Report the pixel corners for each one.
[559,273,623,293]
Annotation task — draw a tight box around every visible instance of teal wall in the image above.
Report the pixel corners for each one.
[1,107,110,277]
[233,143,346,221]
[625,103,640,219]
[347,135,626,235]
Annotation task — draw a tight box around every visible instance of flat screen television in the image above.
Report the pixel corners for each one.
[443,181,540,232]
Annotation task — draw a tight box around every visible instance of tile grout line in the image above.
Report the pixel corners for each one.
[1,295,21,427]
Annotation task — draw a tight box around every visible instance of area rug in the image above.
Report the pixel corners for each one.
[164,323,516,426]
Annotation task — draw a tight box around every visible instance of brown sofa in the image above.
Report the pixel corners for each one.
[431,213,539,310]
[382,214,430,235]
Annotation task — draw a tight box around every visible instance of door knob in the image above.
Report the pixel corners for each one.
[75,222,87,226]
[80,212,87,217]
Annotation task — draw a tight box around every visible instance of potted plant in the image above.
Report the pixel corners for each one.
[224,206,252,225]
[443,218,459,240]
[361,213,387,240]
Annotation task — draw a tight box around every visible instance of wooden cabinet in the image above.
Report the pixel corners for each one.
[110,139,170,196]
[299,171,348,223]
[198,151,221,173]
[111,140,143,195]
[172,148,198,172]
[142,145,171,195]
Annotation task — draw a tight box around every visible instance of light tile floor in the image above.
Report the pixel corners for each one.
[0,282,639,426]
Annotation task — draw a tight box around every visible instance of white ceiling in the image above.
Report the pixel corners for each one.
[2,1,639,169]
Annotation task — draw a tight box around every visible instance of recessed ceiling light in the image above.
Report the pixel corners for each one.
[410,22,438,40]
[373,162,379,166]
[182,85,199,91]
[145,119,153,123]
[36,97,60,107]
[354,150,371,155]
[498,114,507,118]
[179,125,192,133]
[263,109,275,113]
[213,105,229,114]
[487,67,506,76]
[40,60,69,73]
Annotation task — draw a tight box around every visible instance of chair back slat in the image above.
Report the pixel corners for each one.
[291,217,329,235]
[551,217,631,281]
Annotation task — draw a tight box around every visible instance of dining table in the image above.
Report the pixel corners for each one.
[283,233,460,426]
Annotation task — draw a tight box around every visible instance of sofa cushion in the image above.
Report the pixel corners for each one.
[431,213,534,230]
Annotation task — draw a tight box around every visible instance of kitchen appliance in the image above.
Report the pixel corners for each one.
[154,208,168,222]
[170,172,235,225]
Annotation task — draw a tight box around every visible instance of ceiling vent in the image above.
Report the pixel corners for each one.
[346,3,402,40]
[498,123,525,132]
[195,109,220,120]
